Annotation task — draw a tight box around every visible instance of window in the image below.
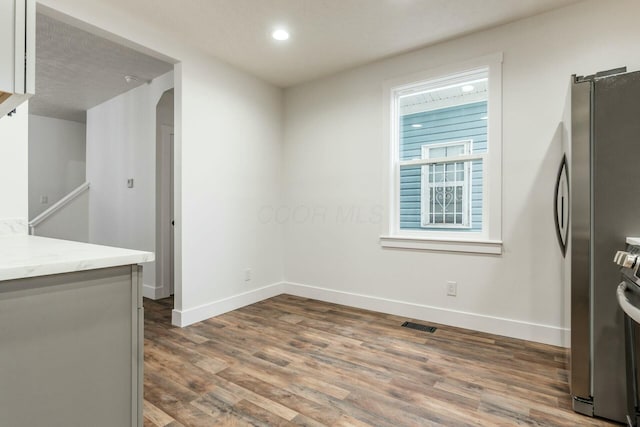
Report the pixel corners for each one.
[381,54,503,254]
[421,140,471,228]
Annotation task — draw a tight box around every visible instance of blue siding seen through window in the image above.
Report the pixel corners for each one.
[399,101,487,231]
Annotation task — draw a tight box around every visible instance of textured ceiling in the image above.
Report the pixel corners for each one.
[47,0,583,88]
[30,13,173,123]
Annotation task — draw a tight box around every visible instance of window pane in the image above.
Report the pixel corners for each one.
[470,159,484,230]
[399,165,421,229]
[397,69,488,232]
[398,71,488,162]
[430,147,446,158]
[399,158,484,230]
[446,145,466,157]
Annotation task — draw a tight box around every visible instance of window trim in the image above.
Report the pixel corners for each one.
[420,140,473,229]
[381,53,503,254]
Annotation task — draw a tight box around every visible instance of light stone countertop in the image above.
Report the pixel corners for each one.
[627,237,640,246]
[0,234,154,281]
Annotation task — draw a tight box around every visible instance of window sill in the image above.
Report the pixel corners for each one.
[379,235,502,255]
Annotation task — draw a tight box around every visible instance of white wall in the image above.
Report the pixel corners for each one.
[87,71,174,292]
[0,103,28,226]
[33,189,88,242]
[176,55,283,321]
[28,115,86,220]
[282,0,640,346]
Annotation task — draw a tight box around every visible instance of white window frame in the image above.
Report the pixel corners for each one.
[380,53,503,255]
[420,140,473,229]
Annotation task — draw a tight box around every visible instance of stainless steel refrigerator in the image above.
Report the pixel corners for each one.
[557,68,640,423]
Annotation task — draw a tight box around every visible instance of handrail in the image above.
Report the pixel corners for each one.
[29,182,90,234]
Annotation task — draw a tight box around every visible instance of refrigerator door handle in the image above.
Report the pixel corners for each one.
[555,154,569,256]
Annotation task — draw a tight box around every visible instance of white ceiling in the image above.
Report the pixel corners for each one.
[75,0,583,88]
[30,13,173,123]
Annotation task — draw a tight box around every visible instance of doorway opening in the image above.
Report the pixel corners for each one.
[28,6,179,309]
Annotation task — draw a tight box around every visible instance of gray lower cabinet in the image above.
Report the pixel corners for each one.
[0,265,143,427]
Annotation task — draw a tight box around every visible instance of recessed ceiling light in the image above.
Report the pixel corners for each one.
[411,124,423,128]
[461,85,475,93]
[124,75,139,84]
[272,29,290,41]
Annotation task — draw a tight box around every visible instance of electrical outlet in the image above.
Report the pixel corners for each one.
[447,281,457,296]
[40,195,48,204]
[244,268,251,282]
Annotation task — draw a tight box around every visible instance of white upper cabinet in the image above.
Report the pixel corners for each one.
[0,0,35,117]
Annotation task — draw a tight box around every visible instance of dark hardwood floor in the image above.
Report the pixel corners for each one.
[143,295,619,426]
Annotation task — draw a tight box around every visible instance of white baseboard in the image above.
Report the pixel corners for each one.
[171,282,285,327]
[168,280,569,347]
[282,282,570,348]
[143,283,159,299]
[143,283,166,300]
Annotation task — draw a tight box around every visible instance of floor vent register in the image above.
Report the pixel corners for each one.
[401,321,437,333]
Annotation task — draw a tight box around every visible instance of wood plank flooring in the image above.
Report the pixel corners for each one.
[143,295,620,426]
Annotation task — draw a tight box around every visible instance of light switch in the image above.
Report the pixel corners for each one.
[127,179,134,188]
